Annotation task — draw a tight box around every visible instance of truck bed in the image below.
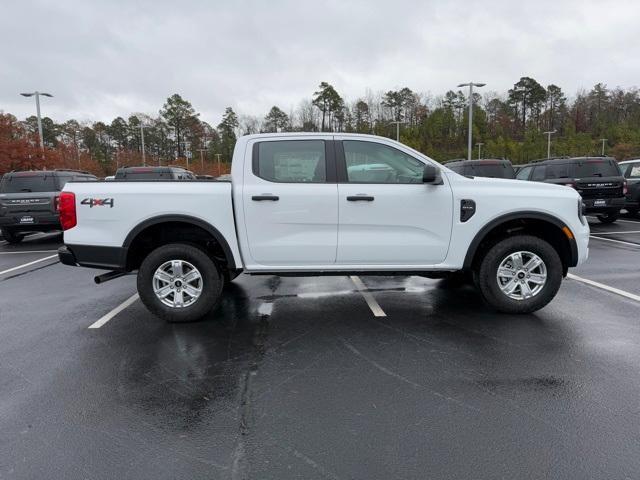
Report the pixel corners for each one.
[63,181,242,266]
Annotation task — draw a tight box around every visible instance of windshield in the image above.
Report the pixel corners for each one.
[0,174,58,193]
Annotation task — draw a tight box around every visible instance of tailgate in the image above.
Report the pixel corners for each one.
[576,177,624,198]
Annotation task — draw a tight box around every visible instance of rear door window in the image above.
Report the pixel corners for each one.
[531,166,546,181]
[516,166,533,180]
[254,140,327,183]
[544,163,572,179]
[627,163,640,178]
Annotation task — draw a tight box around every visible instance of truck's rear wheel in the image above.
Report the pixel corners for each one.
[1,228,24,244]
[137,243,223,323]
[475,235,562,314]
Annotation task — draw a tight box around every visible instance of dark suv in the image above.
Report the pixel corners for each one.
[444,159,516,179]
[516,156,626,223]
[0,169,97,243]
[114,166,196,181]
[618,159,640,217]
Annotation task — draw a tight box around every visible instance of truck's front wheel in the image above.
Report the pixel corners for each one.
[1,228,24,244]
[137,243,223,323]
[475,235,562,314]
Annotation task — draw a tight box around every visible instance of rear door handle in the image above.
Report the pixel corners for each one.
[252,195,279,201]
[347,195,374,202]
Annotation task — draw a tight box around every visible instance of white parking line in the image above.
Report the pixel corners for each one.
[587,216,640,224]
[0,250,58,255]
[590,230,640,235]
[350,276,386,317]
[589,235,640,247]
[0,254,58,276]
[88,293,139,329]
[567,273,640,303]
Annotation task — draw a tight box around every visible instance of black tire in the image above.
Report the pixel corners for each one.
[626,207,639,217]
[1,228,24,244]
[137,243,223,323]
[597,210,620,224]
[475,235,562,314]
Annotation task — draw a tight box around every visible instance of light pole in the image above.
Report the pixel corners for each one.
[457,82,486,160]
[20,91,53,151]
[543,130,556,158]
[140,123,146,166]
[476,142,484,159]
[389,120,407,142]
[600,138,607,156]
[197,148,207,170]
[215,153,222,175]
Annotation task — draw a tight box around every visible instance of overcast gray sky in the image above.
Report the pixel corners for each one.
[1,0,637,125]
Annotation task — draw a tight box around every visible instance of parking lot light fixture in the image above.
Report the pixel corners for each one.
[20,91,53,151]
[544,130,556,158]
[457,82,486,160]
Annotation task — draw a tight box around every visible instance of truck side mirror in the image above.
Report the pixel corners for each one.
[423,165,442,184]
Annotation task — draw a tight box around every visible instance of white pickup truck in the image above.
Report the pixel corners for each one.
[58,133,589,322]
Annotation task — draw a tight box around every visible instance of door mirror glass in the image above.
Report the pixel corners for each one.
[423,164,440,184]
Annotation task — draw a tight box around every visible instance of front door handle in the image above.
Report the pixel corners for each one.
[252,195,279,201]
[347,195,374,202]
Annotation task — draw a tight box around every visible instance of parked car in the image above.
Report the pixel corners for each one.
[57,133,588,322]
[618,159,640,216]
[516,156,626,223]
[443,159,516,179]
[0,169,97,244]
[114,166,196,181]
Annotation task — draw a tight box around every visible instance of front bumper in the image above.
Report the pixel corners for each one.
[574,221,590,266]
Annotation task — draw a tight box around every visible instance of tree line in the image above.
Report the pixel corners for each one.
[2,77,640,177]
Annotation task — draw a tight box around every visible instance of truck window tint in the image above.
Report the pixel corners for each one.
[343,141,424,183]
[628,164,640,178]
[468,163,515,179]
[0,175,58,193]
[544,163,572,179]
[574,160,620,177]
[256,140,326,183]
[516,166,533,180]
[531,166,546,181]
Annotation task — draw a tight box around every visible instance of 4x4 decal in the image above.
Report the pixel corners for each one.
[81,198,114,208]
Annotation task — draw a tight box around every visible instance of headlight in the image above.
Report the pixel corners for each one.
[578,198,586,225]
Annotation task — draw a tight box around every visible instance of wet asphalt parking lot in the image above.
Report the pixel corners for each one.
[1,216,640,480]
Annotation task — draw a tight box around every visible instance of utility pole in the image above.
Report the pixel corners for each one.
[543,130,556,158]
[140,123,146,166]
[20,91,53,151]
[389,121,407,142]
[457,82,486,160]
[197,149,207,169]
[215,153,222,175]
[600,138,607,156]
[476,142,484,159]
